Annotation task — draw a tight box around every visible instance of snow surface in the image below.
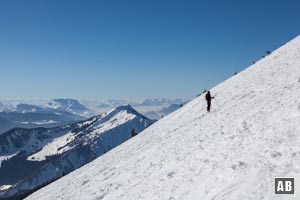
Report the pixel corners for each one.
[0,153,18,167]
[26,109,137,161]
[0,185,12,191]
[27,36,300,200]
[27,132,75,161]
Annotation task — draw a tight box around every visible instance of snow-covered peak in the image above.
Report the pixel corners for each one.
[5,103,47,113]
[114,104,134,110]
[45,98,95,117]
[113,104,146,117]
[26,36,300,200]
[45,99,84,111]
[0,104,155,199]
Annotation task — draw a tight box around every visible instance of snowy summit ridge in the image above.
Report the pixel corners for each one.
[27,36,300,200]
[0,105,154,199]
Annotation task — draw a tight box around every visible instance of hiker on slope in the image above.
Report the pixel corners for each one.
[131,128,138,137]
[205,91,214,112]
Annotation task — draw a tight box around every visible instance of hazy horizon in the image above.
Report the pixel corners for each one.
[0,97,187,107]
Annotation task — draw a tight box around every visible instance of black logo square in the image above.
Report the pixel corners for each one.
[275,177,294,194]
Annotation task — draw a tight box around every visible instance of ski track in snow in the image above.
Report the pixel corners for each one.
[27,36,300,200]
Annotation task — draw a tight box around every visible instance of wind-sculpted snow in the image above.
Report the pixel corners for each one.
[27,36,300,200]
[0,105,154,199]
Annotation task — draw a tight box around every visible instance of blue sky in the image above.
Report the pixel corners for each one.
[1,0,300,101]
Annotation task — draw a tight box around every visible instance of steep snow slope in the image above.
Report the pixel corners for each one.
[27,36,300,200]
[0,105,154,199]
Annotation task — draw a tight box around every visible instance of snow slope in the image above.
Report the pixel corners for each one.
[27,36,300,200]
[0,105,154,199]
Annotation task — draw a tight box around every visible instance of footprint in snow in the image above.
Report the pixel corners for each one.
[167,171,176,178]
[271,151,281,158]
[81,180,89,185]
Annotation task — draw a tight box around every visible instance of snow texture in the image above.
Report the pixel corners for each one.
[27,36,300,200]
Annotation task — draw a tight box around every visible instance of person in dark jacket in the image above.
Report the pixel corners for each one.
[205,91,214,112]
[131,128,138,137]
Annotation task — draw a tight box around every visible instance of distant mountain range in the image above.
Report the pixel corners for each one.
[0,105,155,199]
[0,98,185,114]
[0,100,95,134]
[93,98,184,109]
[0,99,96,118]
[142,103,184,120]
[83,98,186,119]
[44,99,96,118]
[0,112,84,135]
[133,98,183,107]
[0,98,186,134]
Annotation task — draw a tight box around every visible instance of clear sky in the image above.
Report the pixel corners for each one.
[1,0,300,101]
